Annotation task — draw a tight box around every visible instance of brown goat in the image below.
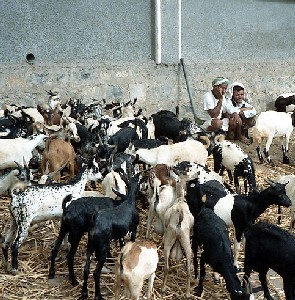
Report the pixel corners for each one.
[41,138,76,182]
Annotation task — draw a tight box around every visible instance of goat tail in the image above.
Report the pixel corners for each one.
[62,194,72,211]
[199,135,210,149]
[176,208,184,228]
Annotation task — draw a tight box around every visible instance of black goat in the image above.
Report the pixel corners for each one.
[244,221,295,300]
[192,208,253,299]
[80,173,140,300]
[48,194,124,285]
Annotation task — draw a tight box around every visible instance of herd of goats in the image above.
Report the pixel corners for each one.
[0,91,295,300]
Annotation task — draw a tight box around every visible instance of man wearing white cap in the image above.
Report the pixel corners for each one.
[199,77,250,144]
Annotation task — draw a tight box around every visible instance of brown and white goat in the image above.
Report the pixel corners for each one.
[146,164,178,239]
[114,240,158,300]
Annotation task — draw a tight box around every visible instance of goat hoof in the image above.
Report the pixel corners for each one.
[48,272,55,279]
[283,157,290,164]
[71,279,79,286]
[11,268,18,276]
[194,287,203,298]
[78,293,88,300]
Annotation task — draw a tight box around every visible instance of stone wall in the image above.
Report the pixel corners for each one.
[0,58,294,119]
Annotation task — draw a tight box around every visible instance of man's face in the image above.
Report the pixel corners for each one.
[213,84,228,96]
[233,89,245,104]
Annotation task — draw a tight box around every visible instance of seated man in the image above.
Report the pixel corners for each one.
[199,77,251,144]
[226,82,256,139]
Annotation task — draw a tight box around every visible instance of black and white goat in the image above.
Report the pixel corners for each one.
[243,221,295,300]
[186,178,292,269]
[79,173,140,300]
[275,93,295,112]
[2,160,102,274]
[192,208,253,299]
[212,135,256,193]
[252,110,295,165]
[48,194,125,285]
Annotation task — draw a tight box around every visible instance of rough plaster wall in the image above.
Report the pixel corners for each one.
[0,0,151,63]
[182,0,295,61]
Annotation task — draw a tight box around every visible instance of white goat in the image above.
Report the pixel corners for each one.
[252,110,294,165]
[114,240,158,300]
[276,174,295,228]
[136,137,210,167]
[2,160,102,274]
[162,183,194,298]
[0,134,47,169]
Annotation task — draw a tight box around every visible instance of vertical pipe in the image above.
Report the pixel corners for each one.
[155,0,162,64]
[178,0,182,60]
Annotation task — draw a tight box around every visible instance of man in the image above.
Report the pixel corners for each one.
[226,82,256,139]
[199,77,251,144]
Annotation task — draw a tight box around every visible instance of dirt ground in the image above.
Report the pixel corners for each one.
[0,130,295,300]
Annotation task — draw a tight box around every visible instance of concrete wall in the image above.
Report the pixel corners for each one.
[0,0,294,119]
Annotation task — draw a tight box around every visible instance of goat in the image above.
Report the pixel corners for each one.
[79,173,140,300]
[2,159,102,274]
[275,93,295,112]
[114,240,158,300]
[41,138,77,182]
[212,134,256,193]
[252,110,295,165]
[101,170,127,199]
[243,221,295,300]
[0,163,31,196]
[136,137,210,167]
[145,164,178,239]
[276,174,295,228]
[192,208,253,299]
[162,182,194,298]
[48,194,125,285]
[186,178,292,269]
[0,134,47,169]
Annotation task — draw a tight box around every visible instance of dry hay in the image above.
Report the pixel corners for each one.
[0,138,294,299]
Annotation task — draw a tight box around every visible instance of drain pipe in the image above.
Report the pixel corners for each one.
[155,0,161,64]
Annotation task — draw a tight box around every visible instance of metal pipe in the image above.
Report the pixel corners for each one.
[155,0,162,64]
[180,58,203,125]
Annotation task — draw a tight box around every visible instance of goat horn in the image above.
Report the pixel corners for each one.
[264,178,276,186]
[14,161,22,170]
